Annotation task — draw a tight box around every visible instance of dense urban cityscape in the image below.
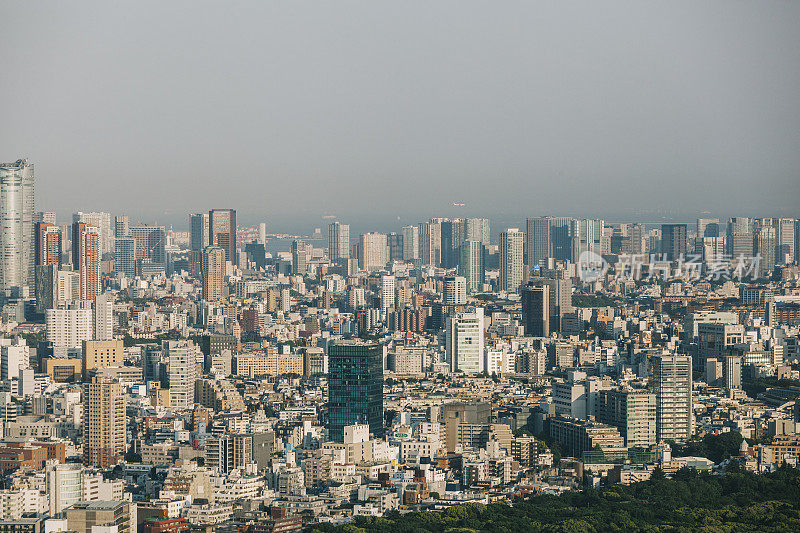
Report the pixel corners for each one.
[0,158,797,531]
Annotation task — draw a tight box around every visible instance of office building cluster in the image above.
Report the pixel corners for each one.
[0,157,799,530]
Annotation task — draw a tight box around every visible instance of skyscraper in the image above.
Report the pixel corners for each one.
[165,340,197,410]
[388,232,404,262]
[328,221,350,262]
[72,222,101,300]
[258,222,267,245]
[209,209,237,265]
[443,276,467,305]
[526,217,551,267]
[727,217,753,258]
[202,245,226,301]
[571,219,603,261]
[445,308,485,374]
[291,240,312,275]
[521,284,549,337]
[459,240,485,293]
[114,215,130,238]
[754,224,776,276]
[418,220,442,266]
[696,217,720,239]
[35,222,62,267]
[775,217,796,264]
[661,224,687,262]
[440,219,461,268]
[190,213,210,251]
[464,217,491,246]
[499,229,524,292]
[695,218,720,257]
[402,225,419,261]
[83,377,126,468]
[35,211,56,224]
[359,233,388,271]
[114,237,136,277]
[380,274,395,310]
[598,389,656,448]
[129,224,166,264]
[328,340,384,442]
[629,223,647,255]
[73,212,112,256]
[550,217,574,261]
[0,159,35,292]
[650,355,692,443]
[529,276,574,332]
[94,292,114,341]
[724,355,742,390]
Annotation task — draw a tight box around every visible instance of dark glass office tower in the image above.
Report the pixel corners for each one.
[521,283,549,337]
[661,223,688,262]
[328,340,384,442]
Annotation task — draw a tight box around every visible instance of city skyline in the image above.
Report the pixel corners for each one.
[2,3,800,531]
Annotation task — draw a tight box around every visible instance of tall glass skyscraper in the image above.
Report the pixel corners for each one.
[458,240,485,293]
[0,159,35,292]
[328,221,350,262]
[209,209,237,265]
[190,213,209,252]
[328,340,384,442]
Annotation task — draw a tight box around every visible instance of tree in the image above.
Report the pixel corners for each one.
[650,465,667,481]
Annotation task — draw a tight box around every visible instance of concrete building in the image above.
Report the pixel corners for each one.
[358,233,388,272]
[443,276,467,306]
[445,308,485,374]
[650,355,692,443]
[724,355,742,390]
[82,340,123,379]
[201,246,226,301]
[66,501,130,533]
[549,416,625,457]
[380,275,395,311]
[499,229,524,293]
[165,340,198,410]
[598,389,657,448]
[83,378,126,468]
[46,301,94,351]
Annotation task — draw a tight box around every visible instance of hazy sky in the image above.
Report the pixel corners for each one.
[2,1,799,231]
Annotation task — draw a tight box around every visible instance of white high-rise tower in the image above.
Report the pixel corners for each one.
[499,229,524,293]
[0,159,35,292]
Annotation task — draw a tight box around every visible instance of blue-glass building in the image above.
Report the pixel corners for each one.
[328,340,384,442]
